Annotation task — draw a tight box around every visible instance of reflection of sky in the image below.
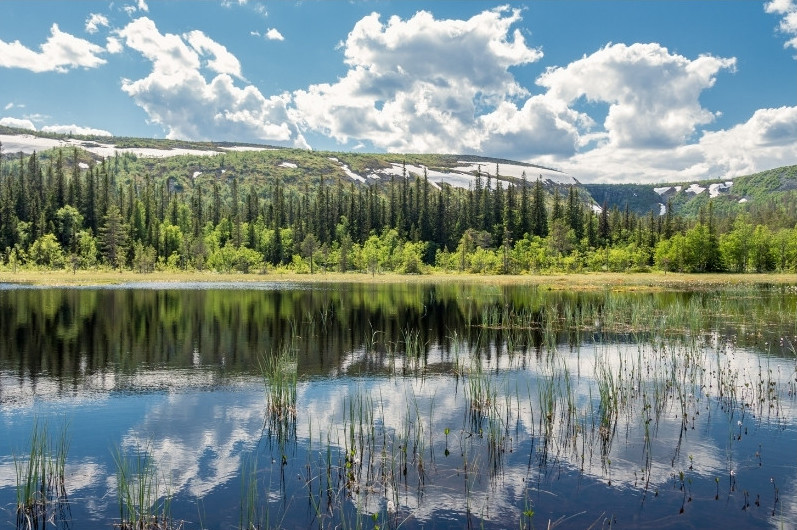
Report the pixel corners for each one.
[1,336,795,529]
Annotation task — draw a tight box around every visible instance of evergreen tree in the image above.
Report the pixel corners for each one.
[99,204,128,269]
[531,177,548,238]
[598,201,610,245]
[551,187,563,223]
[519,172,530,237]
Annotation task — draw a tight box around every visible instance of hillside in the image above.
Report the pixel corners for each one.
[2,126,796,222]
[0,127,598,215]
[584,165,797,219]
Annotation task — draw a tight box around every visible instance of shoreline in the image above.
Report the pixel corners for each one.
[1,269,795,290]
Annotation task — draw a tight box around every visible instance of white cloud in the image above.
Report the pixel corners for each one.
[41,124,113,136]
[118,17,307,147]
[557,106,797,183]
[766,0,797,49]
[0,23,106,73]
[538,43,736,149]
[294,6,543,153]
[698,106,797,177]
[265,28,284,41]
[106,36,123,54]
[0,117,36,130]
[185,30,243,78]
[4,103,14,110]
[478,95,590,158]
[85,13,109,34]
[124,0,148,16]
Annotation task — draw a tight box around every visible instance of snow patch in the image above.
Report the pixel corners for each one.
[708,181,732,198]
[0,133,236,158]
[192,171,202,179]
[340,164,365,183]
[685,183,705,195]
[659,203,667,216]
[738,198,748,203]
[220,146,275,152]
[454,161,576,186]
[279,162,297,169]
[654,186,671,195]
[78,162,89,170]
[591,204,603,214]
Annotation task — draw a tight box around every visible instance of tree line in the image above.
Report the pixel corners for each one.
[1,146,796,275]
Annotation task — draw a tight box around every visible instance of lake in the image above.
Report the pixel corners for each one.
[1,282,795,529]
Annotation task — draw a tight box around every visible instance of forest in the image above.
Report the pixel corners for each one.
[1,144,796,276]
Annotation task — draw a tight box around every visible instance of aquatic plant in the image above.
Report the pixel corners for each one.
[112,442,177,530]
[14,419,70,530]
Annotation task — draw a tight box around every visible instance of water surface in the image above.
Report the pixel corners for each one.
[1,283,795,528]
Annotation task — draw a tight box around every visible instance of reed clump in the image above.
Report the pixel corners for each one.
[112,443,178,530]
[14,420,71,530]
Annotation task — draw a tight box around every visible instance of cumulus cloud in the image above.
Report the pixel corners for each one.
[41,124,113,136]
[538,43,736,149]
[766,0,797,49]
[479,95,591,158]
[185,30,243,78]
[106,36,123,54]
[556,106,797,183]
[118,17,307,147]
[0,24,106,73]
[294,6,544,153]
[698,106,797,176]
[85,13,109,34]
[0,117,36,130]
[265,28,284,41]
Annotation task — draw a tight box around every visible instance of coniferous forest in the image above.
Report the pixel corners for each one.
[1,142,797,276]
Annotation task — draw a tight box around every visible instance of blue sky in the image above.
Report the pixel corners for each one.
[0,0,795,183]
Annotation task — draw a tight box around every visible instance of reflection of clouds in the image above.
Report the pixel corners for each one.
[1,332,795,527]
[296,337,797,524]
[0,368,240,412]
[118,387,266,499]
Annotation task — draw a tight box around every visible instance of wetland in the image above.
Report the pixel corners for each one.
[1,280,795,529]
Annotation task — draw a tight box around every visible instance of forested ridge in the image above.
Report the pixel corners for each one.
[1,142,796,275]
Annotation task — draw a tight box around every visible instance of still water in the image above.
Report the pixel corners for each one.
[0,282,795,529]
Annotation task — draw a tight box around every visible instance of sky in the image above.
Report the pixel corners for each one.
[0,0,795,183]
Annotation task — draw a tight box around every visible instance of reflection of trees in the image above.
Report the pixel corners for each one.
[1,285,795,386]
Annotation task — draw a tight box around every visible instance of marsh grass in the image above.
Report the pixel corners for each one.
[112,443,178,530]
[14,419,70,530]
[260,341,299,460]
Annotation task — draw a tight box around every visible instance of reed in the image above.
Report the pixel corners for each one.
[14,419,70,530]
[112,442,176,530]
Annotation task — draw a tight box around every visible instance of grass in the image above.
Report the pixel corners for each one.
[2,268,796,291]
[14,420,70,530]
[112,443,178,530]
